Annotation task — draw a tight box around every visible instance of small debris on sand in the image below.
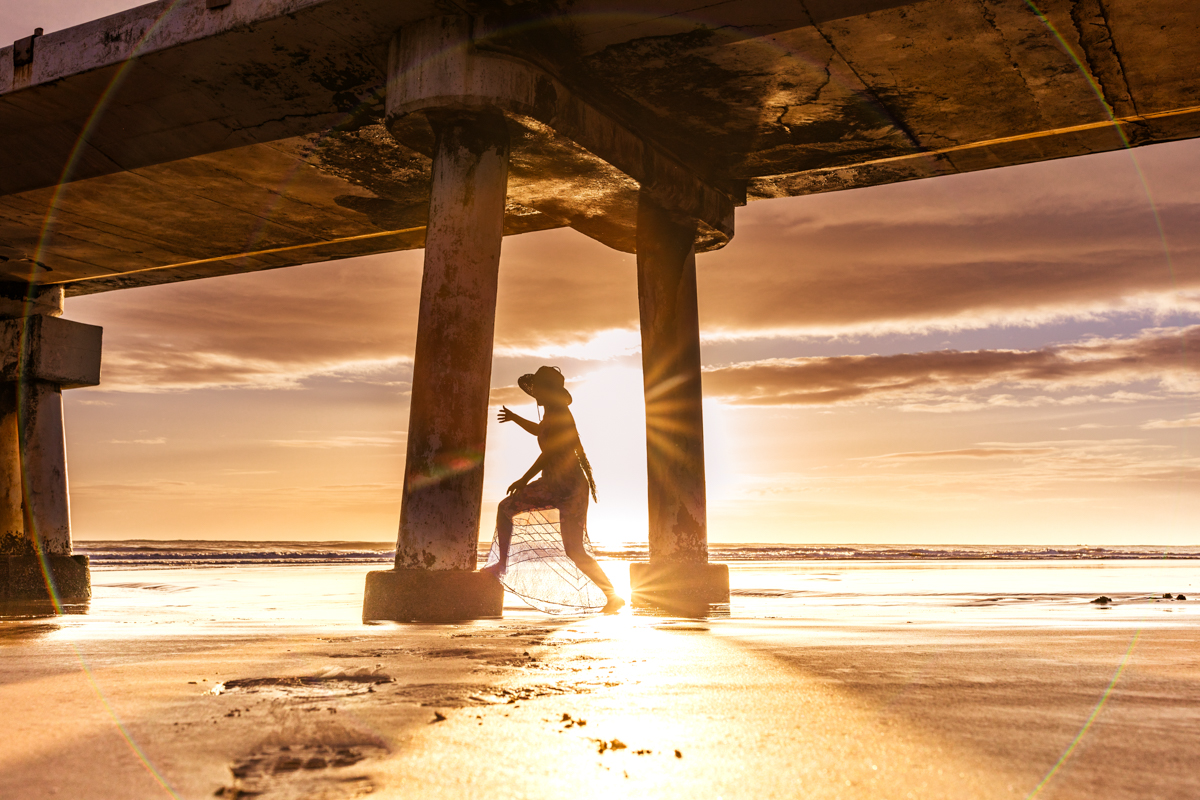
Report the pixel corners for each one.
[1092,596,1112,605]
[431,711,447,723]
[1164,593,1173,599]
[595,738,628,753]
[675,749,683,758]
[1178,594,1188,601]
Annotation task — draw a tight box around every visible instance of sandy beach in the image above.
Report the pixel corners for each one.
[2,559,1198,800]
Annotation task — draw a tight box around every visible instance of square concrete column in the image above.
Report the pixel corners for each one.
[363,110,508,621]
[629,194,729,612]
[18,381,72,555]
[1,286,96,606]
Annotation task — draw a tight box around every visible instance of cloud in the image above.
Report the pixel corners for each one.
[1141,413,1200,429]
[702,326,1200,407]
[270,434,406,449]
[737,439,1200,502]
[720,441,1200,515]
[489,384,531,407]
[65,252,426,390]
[915,439,1200,487]
[697,141,1200,339]
[72,479,401,507]
[698,200,1200,339]
[865,448,1056,460]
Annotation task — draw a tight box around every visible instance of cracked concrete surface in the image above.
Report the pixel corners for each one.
[1,0,1198,294]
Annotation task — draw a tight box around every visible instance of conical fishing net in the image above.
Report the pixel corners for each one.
[485,507,607,614]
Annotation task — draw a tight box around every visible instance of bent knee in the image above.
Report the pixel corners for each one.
[563,542,589,562]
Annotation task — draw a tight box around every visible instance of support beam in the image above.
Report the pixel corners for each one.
[363,109,509,622]
[629,193,729,612]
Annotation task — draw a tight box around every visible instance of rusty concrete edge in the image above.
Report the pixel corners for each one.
[0,554,91,602]
[363,568,504,622]
[0,0,339,97]
[629,561,730,605]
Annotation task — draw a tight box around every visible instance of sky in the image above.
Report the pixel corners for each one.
[6,2,1199,546]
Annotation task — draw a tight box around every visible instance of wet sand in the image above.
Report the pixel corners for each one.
[1,561,1198,799]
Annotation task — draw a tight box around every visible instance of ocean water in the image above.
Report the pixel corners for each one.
[44,540,1200,633]
[74,540,1200,569]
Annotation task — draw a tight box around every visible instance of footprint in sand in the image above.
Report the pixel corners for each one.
[215,716,387,799]
[216,743,381,799]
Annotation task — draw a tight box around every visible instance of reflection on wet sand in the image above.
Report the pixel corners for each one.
[0,601,88,626]
[0,561,1197,798]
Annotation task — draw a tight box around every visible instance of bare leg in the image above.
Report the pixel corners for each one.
[561,513,623,612]
[483,495,517,575]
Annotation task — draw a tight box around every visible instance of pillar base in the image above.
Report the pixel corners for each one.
[0,554,90,603]
[363,568,503,622]
[629,561,729,615]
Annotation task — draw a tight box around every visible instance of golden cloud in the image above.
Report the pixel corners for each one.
[703,326,1200,406]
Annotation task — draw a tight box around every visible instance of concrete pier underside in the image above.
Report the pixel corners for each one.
[4,0,1200,617]
[3,0,1199,291]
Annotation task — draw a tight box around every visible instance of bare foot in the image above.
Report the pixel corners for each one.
[602,595,626,614]
[480,564,504,579]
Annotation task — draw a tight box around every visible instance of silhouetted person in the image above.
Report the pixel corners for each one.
[483,366,624,614]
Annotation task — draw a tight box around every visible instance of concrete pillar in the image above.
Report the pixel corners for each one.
[0,285,94,606]
[636,196,708,562]
[362,109,508,621]
[397,109,509,571]
[0,382,22,552]
[628,193,729,611]
[18,382,72,555]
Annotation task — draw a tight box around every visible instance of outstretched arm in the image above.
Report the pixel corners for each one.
[498,406,540,436]
[508,454,545,495]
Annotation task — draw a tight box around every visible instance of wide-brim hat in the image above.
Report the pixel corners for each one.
[518,365,572,405]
